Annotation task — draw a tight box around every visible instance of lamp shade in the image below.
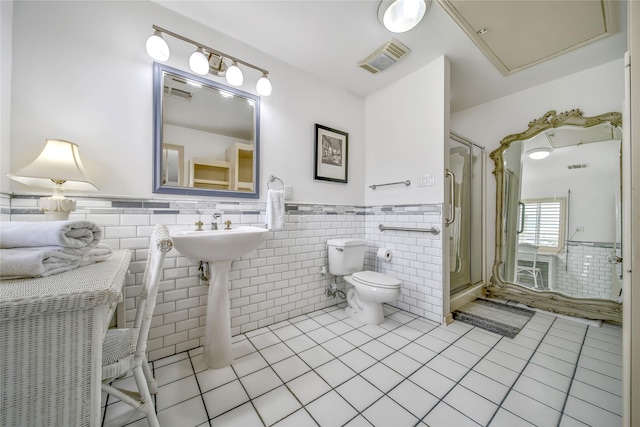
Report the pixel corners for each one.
[146,31,170,61]
[225,62,244,86]
[189,48,210,75]
[256,74,272,96]
[7,139,98,191]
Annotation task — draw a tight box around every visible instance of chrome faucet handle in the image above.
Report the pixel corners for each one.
[195,221,204,231]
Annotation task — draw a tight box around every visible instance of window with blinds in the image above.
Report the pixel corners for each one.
[518,198,565,252]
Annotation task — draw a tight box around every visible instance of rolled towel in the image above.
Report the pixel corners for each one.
[0,220,102,249]
[265,189,285,230]
[0,243,113,279]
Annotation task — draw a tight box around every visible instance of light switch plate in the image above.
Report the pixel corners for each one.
[284,185,293,200]
[418,174,435,187]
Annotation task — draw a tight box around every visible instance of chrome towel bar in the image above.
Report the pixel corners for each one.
[378,224,440,235]
[369,180,411,190]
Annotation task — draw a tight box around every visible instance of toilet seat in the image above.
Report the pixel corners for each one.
[351,271,400,289]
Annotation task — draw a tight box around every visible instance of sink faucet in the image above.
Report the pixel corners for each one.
[211,212,222,230]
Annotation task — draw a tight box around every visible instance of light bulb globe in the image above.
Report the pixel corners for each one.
[146,32,170,61]
[225,63,244,86]
[256,75,272,96]
[189,49,209,75]
[379,0,427,33]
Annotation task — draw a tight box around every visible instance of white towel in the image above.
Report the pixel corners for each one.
[265,189,285,230]
[0,220,102,249]
[0,243,113,279]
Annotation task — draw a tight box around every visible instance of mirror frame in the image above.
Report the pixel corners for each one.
[487,109,623,324]
[152,63,261,199]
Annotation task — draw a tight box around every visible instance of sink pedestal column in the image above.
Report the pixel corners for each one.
[203,260,233,369]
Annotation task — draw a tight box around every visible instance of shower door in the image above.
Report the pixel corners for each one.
[447,132,484,295]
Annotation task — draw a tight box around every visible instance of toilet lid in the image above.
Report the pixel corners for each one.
[352,271,401,289]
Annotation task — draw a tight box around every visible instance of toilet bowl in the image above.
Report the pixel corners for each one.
[326,238,401,325]
[344,271,401,324]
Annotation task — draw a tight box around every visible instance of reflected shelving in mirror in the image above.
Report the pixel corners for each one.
[152,63,260,198]
[488,109,623,324]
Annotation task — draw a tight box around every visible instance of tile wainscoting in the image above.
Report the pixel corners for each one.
[3,194,442,361]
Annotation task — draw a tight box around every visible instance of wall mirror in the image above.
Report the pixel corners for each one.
[487,109,623,323]
[153,63,260,198]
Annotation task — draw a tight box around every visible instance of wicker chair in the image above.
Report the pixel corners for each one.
[101,224,172,427]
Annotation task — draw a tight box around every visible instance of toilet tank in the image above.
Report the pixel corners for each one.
[327,238,367,276]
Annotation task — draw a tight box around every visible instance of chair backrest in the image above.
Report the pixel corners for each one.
[518,243,539,268]
[134,223,173,359]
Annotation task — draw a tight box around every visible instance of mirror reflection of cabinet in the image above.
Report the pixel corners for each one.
[189,158,231,190]
[162,143,184,186]
[226,142,254,192]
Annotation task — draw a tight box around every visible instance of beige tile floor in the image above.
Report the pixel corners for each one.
[102,302,622,427]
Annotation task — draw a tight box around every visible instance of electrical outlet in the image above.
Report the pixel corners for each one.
[417,173,435,187]
[284,185,293,200]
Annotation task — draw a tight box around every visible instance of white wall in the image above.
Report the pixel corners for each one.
[0,1,12,194]
[365,56,449,206]
[7,0,365,205]
[451,58,625,275]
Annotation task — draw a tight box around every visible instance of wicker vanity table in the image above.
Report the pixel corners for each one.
[0,249,131,427]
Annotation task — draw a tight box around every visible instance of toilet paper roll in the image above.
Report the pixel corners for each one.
[377,248,392,262]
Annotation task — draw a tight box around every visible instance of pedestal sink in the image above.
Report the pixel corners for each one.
[171,226,269,369]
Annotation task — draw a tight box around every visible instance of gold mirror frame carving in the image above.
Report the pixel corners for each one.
[487,109,623,324]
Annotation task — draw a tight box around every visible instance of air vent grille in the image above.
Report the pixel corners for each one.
[567,164,589,169]
[163,86,192,101]
[359,38,411,74]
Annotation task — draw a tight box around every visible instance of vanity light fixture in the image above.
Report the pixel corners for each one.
[145,30,170,61]
[225,61,244,87]
[7,139,98,220]
[146,25,272,96]
[189,48,210,75]
[378,0,430,33]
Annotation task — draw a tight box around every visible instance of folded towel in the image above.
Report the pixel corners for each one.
[265,189,285,230]
[0,220,102,249]
[0,243,113,279]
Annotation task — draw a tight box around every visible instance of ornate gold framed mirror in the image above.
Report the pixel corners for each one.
[487,109,623,324]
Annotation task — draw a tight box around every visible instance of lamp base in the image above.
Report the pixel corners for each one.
[38,195,76,221]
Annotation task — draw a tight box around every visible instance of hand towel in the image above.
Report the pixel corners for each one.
[0,243,113,279]
[265,189,285,230]
[0,220,102,249]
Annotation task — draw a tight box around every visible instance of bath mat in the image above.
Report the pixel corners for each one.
[452,299,534,338]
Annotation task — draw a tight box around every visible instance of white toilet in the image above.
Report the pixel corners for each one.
[327,238,401,324]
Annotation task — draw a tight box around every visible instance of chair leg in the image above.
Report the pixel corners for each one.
[133,365,160,427]
[142,356,158,395]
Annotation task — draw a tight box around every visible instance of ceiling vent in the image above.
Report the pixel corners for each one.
[567,164,589,170]
[359,38,410,74]
[163,85,192,102]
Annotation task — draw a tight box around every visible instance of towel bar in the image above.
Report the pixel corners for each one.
[369,180,411,190]
[378,224,440,235]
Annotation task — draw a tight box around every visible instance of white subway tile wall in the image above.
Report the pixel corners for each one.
[555,242,621,300]
[4,195,443,361]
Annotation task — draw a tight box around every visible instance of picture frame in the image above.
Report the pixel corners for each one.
[314,124,348,183]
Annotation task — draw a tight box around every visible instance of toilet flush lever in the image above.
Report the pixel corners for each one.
[335,247,343,252]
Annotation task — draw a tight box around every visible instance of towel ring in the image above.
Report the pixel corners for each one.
[267,175,284,190]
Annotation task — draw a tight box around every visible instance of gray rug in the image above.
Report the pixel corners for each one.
[452,299,535,338]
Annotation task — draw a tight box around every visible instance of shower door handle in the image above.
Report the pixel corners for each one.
[445,169,456,227]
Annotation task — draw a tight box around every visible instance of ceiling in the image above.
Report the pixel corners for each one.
[152,0,628,112]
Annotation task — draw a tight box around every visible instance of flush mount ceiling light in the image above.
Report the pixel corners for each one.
[146,25,272,96]
[378,0,430,33]
[526,147,552,160]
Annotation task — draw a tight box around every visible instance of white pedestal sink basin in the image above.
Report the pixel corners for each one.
[171,226,269,369]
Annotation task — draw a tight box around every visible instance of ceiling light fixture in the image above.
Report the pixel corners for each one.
[146,25,272,96]
[378,0,429,33]
[526,147,551,160]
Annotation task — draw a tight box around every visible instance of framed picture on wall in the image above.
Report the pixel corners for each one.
[314,124,348,183]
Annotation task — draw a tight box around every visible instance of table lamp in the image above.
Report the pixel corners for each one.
[7,139,98,220]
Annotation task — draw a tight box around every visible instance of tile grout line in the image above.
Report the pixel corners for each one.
[484,316,561,426]
[186,352,214,427]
